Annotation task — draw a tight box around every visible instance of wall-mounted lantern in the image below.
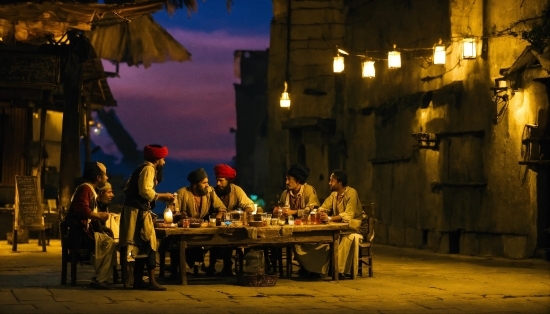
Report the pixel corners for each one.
[362,60,375,78]
[433,40,446,65]
[412,132,439,150]
[280,81,291,108]
[388,44,401,69]
[462,37,476,59]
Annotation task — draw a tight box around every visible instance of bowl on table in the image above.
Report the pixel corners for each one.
[248,221,263,227]
[190,222,202,228]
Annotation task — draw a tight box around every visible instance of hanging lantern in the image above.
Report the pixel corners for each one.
[280,81,290,108]
[333,55,345,73]
[433,41,446,65]
[462,37,476,59]
[388,45,401,69]
[333,47,348,73]
[362,60,375,78]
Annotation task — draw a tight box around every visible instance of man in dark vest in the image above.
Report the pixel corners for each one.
[119,144,175,291]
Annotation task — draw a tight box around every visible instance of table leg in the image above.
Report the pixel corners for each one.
[179,240,187,285]
[40,230,47,252]
[332,232,340,282]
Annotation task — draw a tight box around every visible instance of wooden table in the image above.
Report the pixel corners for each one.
[155,223,351,285]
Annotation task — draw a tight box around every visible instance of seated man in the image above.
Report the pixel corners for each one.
[172,168,227,275]
[294,170,363,279]
[64,162,116,289]
[206,164,254,276]
[97,182,115,238]
[274,164,320,275]
[275,163,320,217]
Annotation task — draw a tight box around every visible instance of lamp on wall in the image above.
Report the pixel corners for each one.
[362,60,375,78]
[280,81,291,108]
[388,45,401,68]
[462,37,476,59]
[491,77,513,124]
[333,48,348,73]
[433,40,446,65]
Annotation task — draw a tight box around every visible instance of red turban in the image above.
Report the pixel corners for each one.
[143,145,168,160]
[214,164,236,180]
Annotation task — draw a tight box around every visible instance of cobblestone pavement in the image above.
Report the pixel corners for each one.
[0,239,549,314]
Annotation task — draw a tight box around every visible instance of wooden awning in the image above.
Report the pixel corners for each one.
[86,14,191,68]
[0,1,164,42]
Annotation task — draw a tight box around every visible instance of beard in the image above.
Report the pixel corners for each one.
[156,164,164,183]
[215,184,231,196]
[195,185,208,196]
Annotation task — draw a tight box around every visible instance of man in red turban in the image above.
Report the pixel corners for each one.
[119,144,174,291]
[206,164,255,276]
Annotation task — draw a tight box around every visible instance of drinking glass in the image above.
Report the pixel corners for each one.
[209,214,217,227]
[224,212,232,227]
[309,213,317,225]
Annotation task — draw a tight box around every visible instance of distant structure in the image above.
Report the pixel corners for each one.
[233,50,269,201]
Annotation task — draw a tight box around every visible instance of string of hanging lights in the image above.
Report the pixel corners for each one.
[331,36,479,76]
[280,36,479,108]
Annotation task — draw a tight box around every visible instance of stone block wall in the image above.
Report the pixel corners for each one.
[267,0,550,259]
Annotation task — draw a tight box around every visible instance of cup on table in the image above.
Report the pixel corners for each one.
[309,213,317,225]
[295,218,302,225]
[209,215,217,227]
[315,212,322,224]
[260,213,267,226]
[266,214,272,226]
[182,219,190,228]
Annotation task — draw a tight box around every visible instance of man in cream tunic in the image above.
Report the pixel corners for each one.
[295,170,363,278]
[207,164,254,275]
[172,168,227,274]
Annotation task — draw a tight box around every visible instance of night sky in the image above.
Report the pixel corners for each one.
[93,1,272,165]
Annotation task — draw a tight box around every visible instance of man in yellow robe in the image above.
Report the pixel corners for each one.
[294,170,363,279]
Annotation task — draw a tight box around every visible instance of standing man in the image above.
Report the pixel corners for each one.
[207,164,254,275]
[295,169,364,279]
[119,144,175,291]
[275,164,320,217]
[64,162,116,289]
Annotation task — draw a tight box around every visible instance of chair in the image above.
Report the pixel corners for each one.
[357,203,376,278]
[60,221,119,286]
[60,220,92,286]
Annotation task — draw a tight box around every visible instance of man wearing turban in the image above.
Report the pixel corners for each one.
[274,164,320,279]
[171,168,227,276]
[205,164,254,276]
[63,162,116,289]
[276,164,320,218]
[119,145,175,291]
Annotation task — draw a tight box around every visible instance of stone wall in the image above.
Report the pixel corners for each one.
[267,0,550,258]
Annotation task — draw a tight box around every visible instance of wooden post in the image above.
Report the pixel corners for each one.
[59,32,85,210]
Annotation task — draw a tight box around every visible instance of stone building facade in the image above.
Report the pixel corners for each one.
[266,0,550,258]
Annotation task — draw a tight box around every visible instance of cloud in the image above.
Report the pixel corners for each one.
[105,28,269,163]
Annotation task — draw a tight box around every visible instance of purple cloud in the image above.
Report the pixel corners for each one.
[104,28,269,163]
